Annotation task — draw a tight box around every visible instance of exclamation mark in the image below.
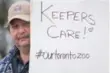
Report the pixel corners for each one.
[83,26,86,39]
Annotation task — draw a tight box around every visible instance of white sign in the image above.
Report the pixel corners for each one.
[30,0,109,73]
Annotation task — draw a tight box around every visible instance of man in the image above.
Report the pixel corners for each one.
[0,1,30,73]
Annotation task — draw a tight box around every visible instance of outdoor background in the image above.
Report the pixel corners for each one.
[0,0,29,59]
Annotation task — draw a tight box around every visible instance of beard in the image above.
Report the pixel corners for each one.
[14,34,30,49]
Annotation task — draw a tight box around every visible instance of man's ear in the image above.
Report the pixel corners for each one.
[7,26,10,32]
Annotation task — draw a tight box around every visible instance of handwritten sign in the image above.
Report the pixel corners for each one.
[30,0,109,73]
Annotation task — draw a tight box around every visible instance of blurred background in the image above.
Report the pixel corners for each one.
[0,0,29,59]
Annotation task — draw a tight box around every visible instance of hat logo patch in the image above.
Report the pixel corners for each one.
[14,5,22,12]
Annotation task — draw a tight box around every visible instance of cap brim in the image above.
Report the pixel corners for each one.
[6,15,30,27]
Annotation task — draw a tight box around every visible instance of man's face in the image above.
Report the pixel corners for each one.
[9,19,30,48]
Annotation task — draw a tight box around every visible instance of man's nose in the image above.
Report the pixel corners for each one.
[18,26,25,34]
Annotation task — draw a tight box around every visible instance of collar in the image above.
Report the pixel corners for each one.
[9,46,29,65]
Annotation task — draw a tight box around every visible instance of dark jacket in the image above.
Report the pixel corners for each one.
[0,46,29,73]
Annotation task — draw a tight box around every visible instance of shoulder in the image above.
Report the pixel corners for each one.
[0,47,16,72]
[0,54,11,72]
